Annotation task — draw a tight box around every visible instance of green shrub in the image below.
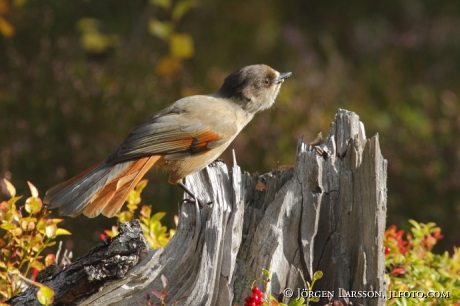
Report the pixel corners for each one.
[384,220,460,305]
[0,179,70,304]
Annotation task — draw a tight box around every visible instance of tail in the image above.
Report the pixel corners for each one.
[44,156,161,218]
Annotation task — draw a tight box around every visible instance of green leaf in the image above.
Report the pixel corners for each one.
[117,211,133,223]
[27,181,39,198]
[25,198,42,214]
[148,18,173,40]
[140,223,149,235]
[135,179,148,193]
[37,218,46,234]
[0,223,17,230]
[47,218,64,225]
[288,297,305,306]
[266,293,277,301]
[104,229,117,238]
[408,219,421,230]
[55,228,72,236]
[312,270,323,281]
[262,269,270,278]
[172,0,199,21]
[45,240,56,247]
[150,212,166,223]
[140,216,150,227]
[8,195,23,206]
[3,179,16,197]
[150,0,171,9]
[151,222,166,236]
[140,205,151,219]
[36,285,54,305]
[30,234,45,251]
[170,33,194,59]
[309,296,319,302]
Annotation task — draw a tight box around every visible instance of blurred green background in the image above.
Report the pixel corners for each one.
[0,0,459,256]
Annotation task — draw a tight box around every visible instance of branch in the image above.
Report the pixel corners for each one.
[9,108,387,306]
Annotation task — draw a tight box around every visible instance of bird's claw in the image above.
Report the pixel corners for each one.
[209,158,225,167]
[180,197,201,208]
[180,198,213,209]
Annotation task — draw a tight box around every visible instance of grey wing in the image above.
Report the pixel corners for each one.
[105,96,238,164]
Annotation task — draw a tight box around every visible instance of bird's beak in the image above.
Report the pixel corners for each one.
[275,72,292,84]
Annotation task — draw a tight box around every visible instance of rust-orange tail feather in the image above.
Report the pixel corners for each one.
[44,156,161,218]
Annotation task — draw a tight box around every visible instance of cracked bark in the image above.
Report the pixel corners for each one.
[8,109,387,306]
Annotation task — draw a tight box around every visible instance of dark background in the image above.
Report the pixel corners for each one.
[1,0,459,256]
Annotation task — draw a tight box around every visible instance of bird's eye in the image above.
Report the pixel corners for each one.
[264,78,271,86]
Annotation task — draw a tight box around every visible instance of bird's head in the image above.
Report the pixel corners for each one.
[217,64,292,113]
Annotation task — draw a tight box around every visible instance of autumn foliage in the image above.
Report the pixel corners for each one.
[0,179,70,304]
[0,178,174,304]
[384,221,460,305]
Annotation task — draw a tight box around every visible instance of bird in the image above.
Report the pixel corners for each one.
[43,64,292,218]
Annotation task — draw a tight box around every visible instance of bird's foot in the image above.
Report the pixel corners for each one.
[180,197,202,208]
[180,197,213,209]
[178,182,212,209]
[208,158,225,167]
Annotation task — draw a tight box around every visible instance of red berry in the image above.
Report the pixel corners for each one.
[253,295,263,305]
[252,286,260,294]
[249,302,256,306]
[244,296,252,303]
[384,246,391,255]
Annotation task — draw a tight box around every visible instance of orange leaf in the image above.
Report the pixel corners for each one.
[155,55,182,77]
[0,17,14,38]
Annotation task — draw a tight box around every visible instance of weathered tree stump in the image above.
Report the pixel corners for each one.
[9,109,387,306]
